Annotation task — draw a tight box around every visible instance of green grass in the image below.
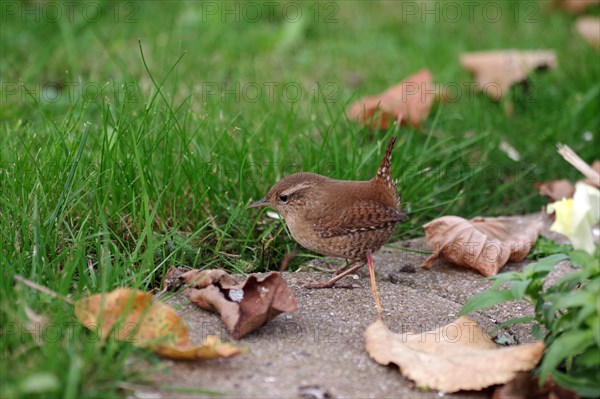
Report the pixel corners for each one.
[1,1,599,397]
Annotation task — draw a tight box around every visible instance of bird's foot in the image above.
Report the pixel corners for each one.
[302,279,358,289]
[303,280,336,289]
[331,263,351,275]
[298,261,347,275]
[302,261,365,289]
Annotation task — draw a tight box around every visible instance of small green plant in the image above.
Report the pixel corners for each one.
[461,240,600,397]
[527,236,574,260]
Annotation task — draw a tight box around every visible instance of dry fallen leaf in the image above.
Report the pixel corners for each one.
[162,266,188,292]
[460,50,557,100]
[534,159,599,201]
[576,17,600,50]
[74,288,244,360]
[347,69,436,129]
[365,317,544,393]
[155,335,244,360]
[534,179,576,201]
[181,270,297,339]
[554,0,600,14]
[420,216,543,276]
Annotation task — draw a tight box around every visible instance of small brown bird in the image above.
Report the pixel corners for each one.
[248,137,408,289]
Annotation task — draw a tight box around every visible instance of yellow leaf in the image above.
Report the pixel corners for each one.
[74,288,245,360]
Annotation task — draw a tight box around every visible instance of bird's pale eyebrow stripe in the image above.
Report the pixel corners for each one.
[281,182,314,196]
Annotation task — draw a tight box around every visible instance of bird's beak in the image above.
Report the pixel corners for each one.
[247,198,268,209]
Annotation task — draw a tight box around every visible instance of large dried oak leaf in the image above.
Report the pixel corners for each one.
[181,270,297,339]
[365,317,544,393]
[347,69,436,129]
[460,50,557,100]
[421,216,543,276]
[74,288,244,360]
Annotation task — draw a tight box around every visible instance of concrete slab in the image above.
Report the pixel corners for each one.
[145,215,576,398]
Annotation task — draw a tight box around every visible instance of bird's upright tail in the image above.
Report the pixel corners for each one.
[375,136,397,191]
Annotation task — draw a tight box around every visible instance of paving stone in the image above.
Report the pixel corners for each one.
[146,214,575,398]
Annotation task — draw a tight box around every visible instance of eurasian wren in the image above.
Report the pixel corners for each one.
[248,136,408,288]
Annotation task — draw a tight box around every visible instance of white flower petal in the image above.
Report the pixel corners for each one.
[574,183,600,224]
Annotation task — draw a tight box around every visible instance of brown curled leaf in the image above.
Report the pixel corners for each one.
[161,266,189,291]
[420,216,543,276]
[181,270,297,339]
[460,50,557,100]
[347,69,436,129]
[74,288,244,360]
[365,317,545,393]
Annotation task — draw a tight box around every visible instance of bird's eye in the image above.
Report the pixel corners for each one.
[279,194,289,203]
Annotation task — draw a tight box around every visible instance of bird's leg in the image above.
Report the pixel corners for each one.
[366,250,383,319]
[331,259,351,275]
[313,259,350,274]
[303,260,364,289]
